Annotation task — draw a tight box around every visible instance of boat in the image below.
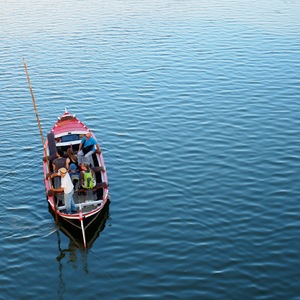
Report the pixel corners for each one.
[43,110,109,247]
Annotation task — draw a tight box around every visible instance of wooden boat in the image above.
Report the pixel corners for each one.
[43,110,109,247]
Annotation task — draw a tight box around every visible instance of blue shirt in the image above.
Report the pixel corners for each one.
[81,136,97,148]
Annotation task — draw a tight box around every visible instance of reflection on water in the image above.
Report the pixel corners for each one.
[56,233,88,300]
[55,202,110,299]
[56,231,66,300]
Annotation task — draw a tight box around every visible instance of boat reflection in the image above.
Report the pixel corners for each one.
[55,201,110,299]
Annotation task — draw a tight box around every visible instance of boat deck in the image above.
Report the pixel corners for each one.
[52,163,106,214]
[56,189,101,213]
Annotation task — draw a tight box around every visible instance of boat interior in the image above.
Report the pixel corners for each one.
[46,132,107,213]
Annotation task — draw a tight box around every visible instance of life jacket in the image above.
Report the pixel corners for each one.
[82,171,96,189]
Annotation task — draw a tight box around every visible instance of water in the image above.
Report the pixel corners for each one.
[1,0,300,299]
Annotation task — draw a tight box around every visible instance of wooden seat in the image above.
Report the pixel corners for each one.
[77,182,108,193]
[91,166,106,173]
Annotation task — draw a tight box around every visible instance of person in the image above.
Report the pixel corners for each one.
[66,148,78,170]
[80,163,96,189]
[52,149,67,188]
[78,132,101,166]
[69,163,80,191]
[55,137,62,144]
[52,149,67,172]
[53,167,77,214]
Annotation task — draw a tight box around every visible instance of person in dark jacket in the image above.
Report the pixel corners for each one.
[52,149,67,172]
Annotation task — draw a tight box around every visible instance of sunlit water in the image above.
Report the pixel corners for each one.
[1,0,300,299]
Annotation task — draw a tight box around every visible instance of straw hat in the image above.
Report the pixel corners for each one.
[59,167,67,174]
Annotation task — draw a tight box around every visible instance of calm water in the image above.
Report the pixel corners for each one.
[1,0,300,299]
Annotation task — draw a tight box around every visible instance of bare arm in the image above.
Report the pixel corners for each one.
[96,143,101,154]
[66,158,70,170]
[53,187,64,193]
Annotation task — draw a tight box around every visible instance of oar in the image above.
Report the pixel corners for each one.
[79,204,87,248]
[23,58,44,145]
[23,58,58,223]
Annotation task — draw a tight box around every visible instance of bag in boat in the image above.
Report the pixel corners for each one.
[83,171,96,189]
[82,144,94,155]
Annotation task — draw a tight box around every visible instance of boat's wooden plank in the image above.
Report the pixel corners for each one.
[57,199,103,211]
[55,140,81,147]
[76,182,108,193]
[91,166,106,172]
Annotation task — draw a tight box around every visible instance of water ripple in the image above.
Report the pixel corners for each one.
[1,0,300,299]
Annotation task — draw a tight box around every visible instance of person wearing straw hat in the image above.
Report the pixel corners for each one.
[56,167,77,214]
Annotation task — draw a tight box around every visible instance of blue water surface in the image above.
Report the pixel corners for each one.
[1,0,300,299]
